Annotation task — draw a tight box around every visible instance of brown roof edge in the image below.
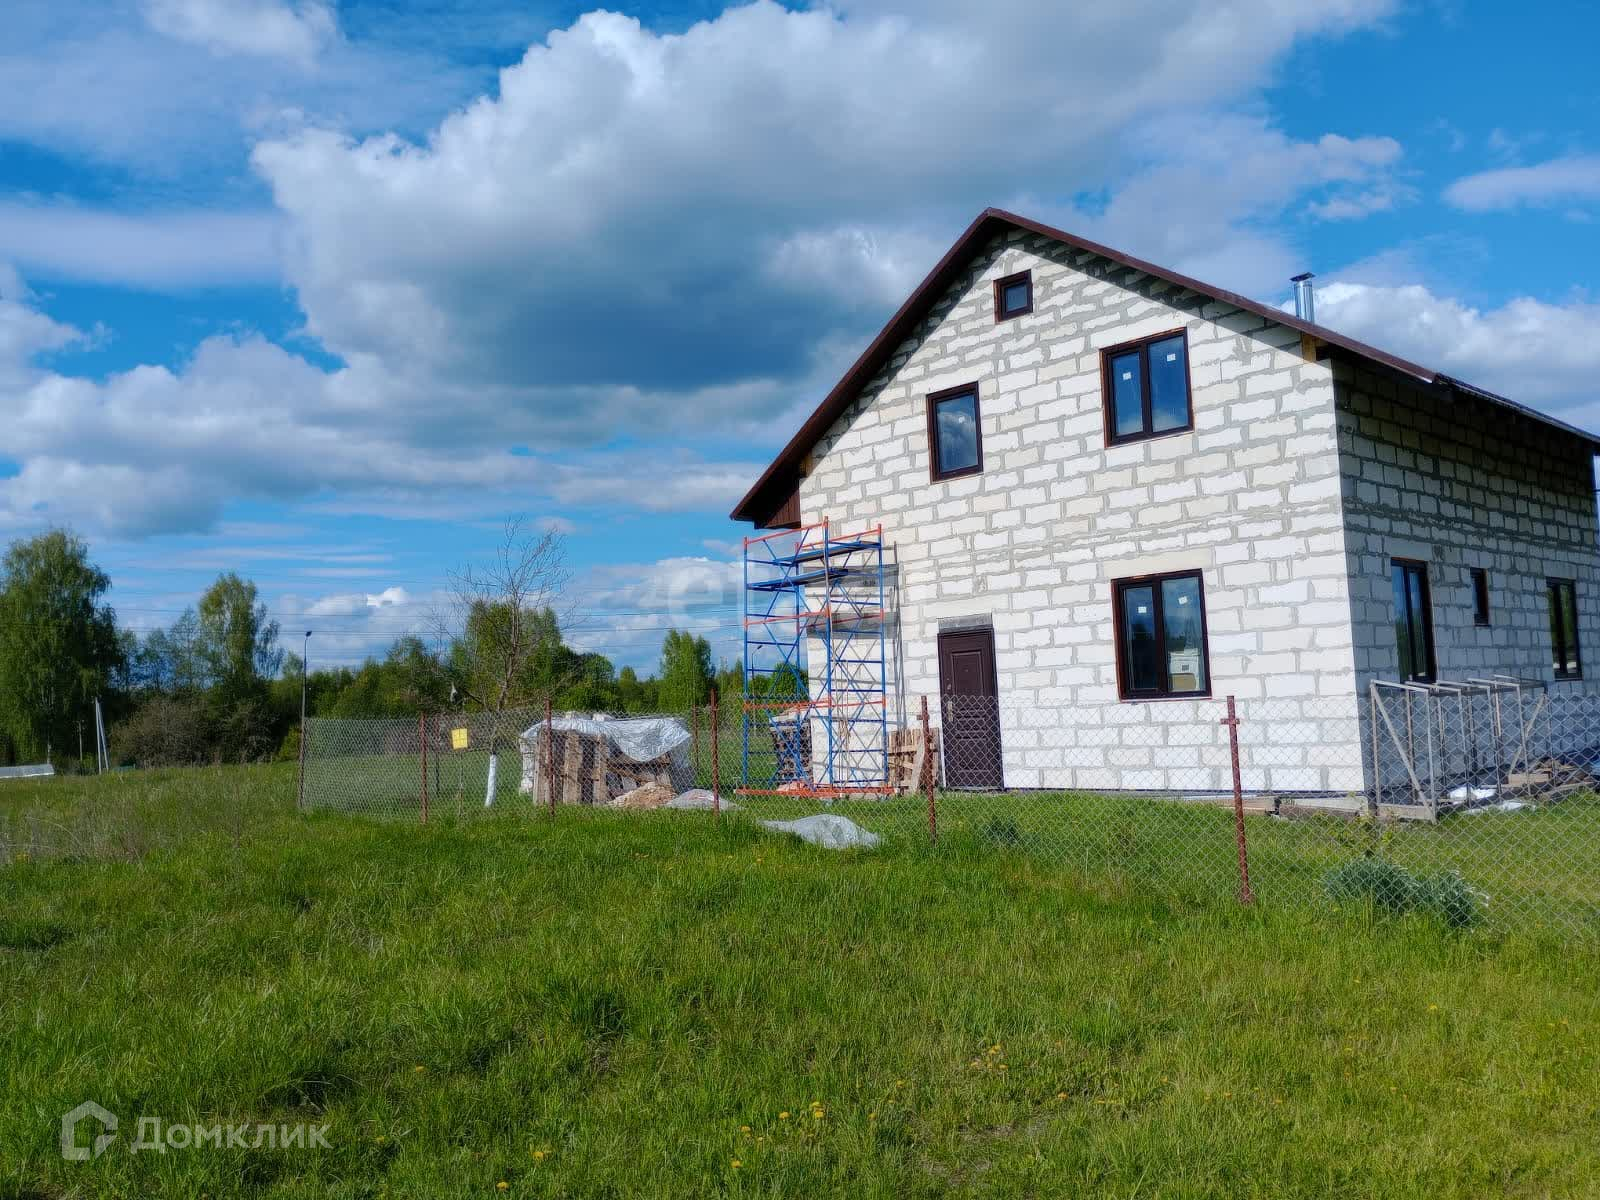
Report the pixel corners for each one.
[730,208,1600,524]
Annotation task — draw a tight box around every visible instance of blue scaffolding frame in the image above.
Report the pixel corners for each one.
[740,519,891,798]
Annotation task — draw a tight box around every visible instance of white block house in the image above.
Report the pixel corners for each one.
[731,210,1600,797]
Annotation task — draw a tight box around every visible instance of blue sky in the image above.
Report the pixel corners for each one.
[2,0,1597,673]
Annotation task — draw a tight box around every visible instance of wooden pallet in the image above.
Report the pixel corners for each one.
[889,727,941,793]
[528,729,675,807]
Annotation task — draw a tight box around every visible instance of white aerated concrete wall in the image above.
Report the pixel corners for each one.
[798,229,1366,794]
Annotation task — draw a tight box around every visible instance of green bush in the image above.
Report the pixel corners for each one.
[1324,858,1481,928]
[1414,869,1482,929]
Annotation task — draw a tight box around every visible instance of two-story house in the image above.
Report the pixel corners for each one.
[731,209,1600,799]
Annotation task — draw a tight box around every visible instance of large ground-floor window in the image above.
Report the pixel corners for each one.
[1549,578,1583,680]
[1391,559,1436,683]
[1112,570,1210,699]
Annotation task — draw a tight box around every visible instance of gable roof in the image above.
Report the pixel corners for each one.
[731,206,1600,526]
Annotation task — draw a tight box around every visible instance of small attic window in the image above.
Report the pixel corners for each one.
[994,270,1033,321]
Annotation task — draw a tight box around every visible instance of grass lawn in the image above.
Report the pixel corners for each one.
[3,765,1600,1197]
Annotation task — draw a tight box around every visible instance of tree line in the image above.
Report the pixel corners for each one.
[0,529,781,770]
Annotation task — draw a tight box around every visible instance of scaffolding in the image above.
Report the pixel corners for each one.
[740,520,891,799]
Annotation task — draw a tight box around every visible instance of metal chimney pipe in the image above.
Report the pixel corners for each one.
[1291,272,1316,323]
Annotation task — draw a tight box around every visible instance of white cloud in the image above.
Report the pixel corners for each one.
[3,0,1423,536]
[1313,280,1600,423]
[142,0,336,64]
[251,3,1403,402]
[0,266,85,387]
[0,203,283,289]
[1445,155,1600,212]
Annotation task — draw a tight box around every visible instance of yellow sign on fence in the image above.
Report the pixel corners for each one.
[451,728,469,751]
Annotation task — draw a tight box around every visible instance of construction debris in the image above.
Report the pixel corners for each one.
[519,715,690,806]
[610,782,676,810]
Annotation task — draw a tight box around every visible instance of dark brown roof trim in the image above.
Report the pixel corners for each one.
[731,207,1600,525]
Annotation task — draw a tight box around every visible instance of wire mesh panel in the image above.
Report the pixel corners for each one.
[302,716,427,818]
[302,690,1600,936]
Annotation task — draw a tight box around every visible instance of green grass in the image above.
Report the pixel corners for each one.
[4,767,1600,1197]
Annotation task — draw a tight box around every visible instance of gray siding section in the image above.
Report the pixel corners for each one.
[1337,362,1600,695]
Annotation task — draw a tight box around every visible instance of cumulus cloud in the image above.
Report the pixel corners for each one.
[142,0,337,64]
[1312,280,1600,423]
[1445,155,1600,212]
[0,266,85,386]
[4,0,1422,537]
[251,2,1405,396]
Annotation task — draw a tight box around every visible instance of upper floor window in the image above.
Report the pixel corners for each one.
[1471,568,1491,627]
[1113,570,1210,699]
[927,383,982,481]
[1392,559,1436,683]
[1549,579,1582,679]
[1101,330,1193,445]
[994,270,1033,321]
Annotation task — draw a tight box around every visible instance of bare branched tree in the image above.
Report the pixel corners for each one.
[433,517,579,713]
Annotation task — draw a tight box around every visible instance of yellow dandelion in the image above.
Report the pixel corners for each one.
[413,1065,427,1074]
[496,1183,509,1192]
[731,1159,742,1170]
[1056,1091,1067,1100]
[779,1111,790,1120]
[532,1149,548,1162]
[740,1125,751,1133]
[869,1112,877,1120]
[1428,1004,1439,1012]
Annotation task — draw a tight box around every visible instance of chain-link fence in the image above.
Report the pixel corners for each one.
[302,689,1600,936]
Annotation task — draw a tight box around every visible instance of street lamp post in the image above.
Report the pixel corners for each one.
[297,631,312,811]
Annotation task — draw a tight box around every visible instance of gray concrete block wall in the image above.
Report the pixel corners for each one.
[1338,362,1600,697]
[796,229,1366,794]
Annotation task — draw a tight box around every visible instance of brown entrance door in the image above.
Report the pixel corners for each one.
[937,628,1003,790]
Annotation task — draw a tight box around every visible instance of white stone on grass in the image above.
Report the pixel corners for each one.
[760,814,881,850]
[665,790,738,812]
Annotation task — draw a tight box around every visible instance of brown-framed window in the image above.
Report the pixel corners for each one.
[1549,578,1582,679]
[1391,559,1436,683]
[1112,570,1211,699]
[926,383,983,482]
[1101,329,1193,445]
[993,270,1033,322]
[1471,568,1491,627]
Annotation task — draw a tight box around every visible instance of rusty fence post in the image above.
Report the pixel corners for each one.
[419,713,429,825]
[710,690,721,818]
[1221,695,1255,906]
[921,695,937,846]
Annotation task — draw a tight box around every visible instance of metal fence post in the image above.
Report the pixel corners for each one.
[1220,695,1255,906]
[545,696,556,818]
[297,716,308,813]
[710,689,720,818]
[419,713,429,825]
[692,699,700,785]
[921,695,937,846]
